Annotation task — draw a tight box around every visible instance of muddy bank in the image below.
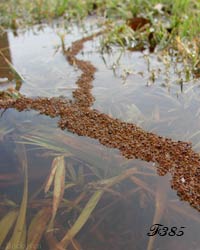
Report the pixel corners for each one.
[0,31,199,211]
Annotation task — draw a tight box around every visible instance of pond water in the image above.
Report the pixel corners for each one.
[0,21,199,250]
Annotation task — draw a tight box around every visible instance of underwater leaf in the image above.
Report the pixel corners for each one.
[0,210,18,246]
[65,183,76,189]
[147,174,170,250]
[6,145,28,250]
[0,198,17,207]
[77,166,84,185]
[125,103,144,122]
[62,192,86,214]
[27,207,52,250]
[45,157,60,193]
[71,238,82,250]
[52,156,66,222]
[15,143,28,174]
[45,231,61,250]
[20,224,27,250]
[19,134,73,155]
[59,190,103,248]
[0,127,14,141]
[66,161,77,182]
[90,168,137,188]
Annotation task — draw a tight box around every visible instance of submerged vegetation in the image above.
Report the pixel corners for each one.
[0,121,199,250]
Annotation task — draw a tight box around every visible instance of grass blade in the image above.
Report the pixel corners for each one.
[59,190,103,248]
[0,210,18,246]
[6,145,28,250]
[51,156,66,223]
[27,207,52,250]
[147,174,170,250]
[45,157,60,193]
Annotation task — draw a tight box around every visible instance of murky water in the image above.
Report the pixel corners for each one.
[0,21,199,250]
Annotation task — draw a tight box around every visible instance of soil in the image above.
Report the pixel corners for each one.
[0,30,199,211]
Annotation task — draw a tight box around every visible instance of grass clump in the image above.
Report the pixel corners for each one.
[0,0,199,34]
[0,0,199,75]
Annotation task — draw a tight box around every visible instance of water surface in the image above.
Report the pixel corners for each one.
[0,21,199,250]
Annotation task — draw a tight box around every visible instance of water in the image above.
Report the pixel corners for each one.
[0,24,79,97]
[78,38,200,145]
[0,21,199,250]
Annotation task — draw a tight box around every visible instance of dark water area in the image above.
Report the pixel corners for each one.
[0,21,200,250]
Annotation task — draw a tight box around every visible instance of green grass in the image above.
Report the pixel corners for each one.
[0,0,199,74]
[0,0,199,33]
[0,0,93,27]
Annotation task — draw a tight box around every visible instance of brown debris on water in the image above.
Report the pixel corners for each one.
[0,31,199,211]
[127,17,150,31]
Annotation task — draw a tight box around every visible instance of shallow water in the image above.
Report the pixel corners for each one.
[78,38,200,145]
[0,21,199,250]
[0,24,79,97]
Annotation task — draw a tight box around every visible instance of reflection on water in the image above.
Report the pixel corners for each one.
[0,21,200,250]
[1,24,82,98]
[78,38,200,146]
[0,31,23,90]
[0,32,12,80]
